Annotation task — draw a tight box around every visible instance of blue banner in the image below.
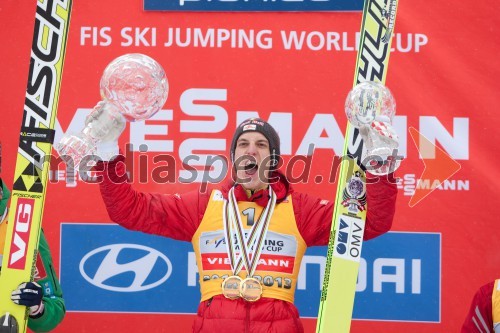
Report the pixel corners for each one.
[61,225,440,322]
[61,224,198,313]
[296,232,441,322]
[143,0,364,12]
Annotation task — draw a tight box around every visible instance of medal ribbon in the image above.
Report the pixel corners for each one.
[223,186,276,277]
[230,187,276,276]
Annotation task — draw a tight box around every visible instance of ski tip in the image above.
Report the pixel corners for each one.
[0,313,18,333]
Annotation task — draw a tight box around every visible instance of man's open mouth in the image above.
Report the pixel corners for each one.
[244,162,258,175]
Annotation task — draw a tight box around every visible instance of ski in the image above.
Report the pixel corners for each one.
[316,0,399,332]
[0,1,72,332]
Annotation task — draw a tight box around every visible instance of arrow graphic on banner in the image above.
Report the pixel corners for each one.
[408,126,462,207]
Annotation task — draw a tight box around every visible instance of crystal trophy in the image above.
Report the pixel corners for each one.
[345,81,400,175]
[56,53,169,168]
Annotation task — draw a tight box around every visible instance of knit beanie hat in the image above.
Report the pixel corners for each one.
[230,118,281,169]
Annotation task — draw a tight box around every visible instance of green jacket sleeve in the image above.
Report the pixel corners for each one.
[27,230,66,332]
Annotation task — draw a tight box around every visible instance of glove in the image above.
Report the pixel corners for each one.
[96,140,120,162]
[369,116,399,142]
[87,102,122,162]
[360,116,401,175]
[11,282,45,318]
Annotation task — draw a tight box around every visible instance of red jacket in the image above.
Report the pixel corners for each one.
[97,156,397,333]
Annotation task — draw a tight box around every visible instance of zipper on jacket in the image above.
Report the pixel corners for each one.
[245,301,251,333]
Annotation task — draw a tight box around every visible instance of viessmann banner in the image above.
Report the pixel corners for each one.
[1,1,498,333]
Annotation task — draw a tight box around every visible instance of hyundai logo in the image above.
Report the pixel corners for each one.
[79,244,172,292]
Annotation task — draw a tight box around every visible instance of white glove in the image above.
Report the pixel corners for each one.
[96,140,119,162]
[360,116,401,175]
[86,102,124,162]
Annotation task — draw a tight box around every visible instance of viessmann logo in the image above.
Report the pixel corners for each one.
[79,244,172,292]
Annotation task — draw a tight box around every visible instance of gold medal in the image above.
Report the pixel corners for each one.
[239,277,263,302]
[221,275,243,300]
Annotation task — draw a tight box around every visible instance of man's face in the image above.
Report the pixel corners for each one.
[233,132,271,191]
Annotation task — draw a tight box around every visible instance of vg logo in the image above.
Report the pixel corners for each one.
[79,244,172,292]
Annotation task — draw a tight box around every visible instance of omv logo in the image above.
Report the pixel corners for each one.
[79,244,172,292]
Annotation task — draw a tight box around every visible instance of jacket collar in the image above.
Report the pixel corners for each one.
[220,170,292,207]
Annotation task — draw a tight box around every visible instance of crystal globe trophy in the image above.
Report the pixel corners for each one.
[345,81,400,175]
[56,53,168,168]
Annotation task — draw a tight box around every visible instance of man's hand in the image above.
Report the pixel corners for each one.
[87,102,121,162]
[11,282,45,318]
[96,140,120,162]
[359,116,401,175]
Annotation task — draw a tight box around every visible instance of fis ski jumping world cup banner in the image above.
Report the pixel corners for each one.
[0,1,498,332]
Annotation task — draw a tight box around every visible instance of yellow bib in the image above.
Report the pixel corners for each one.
[192,189,307,303]
[493,279,500,330]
